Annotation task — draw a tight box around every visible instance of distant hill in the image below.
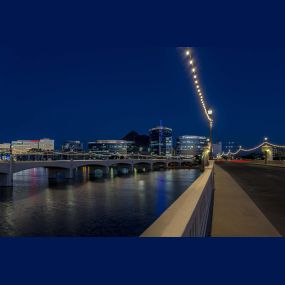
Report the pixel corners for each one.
[122,130,149,147]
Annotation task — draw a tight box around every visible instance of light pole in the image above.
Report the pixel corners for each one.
[208,108,213,158]
[263,137,272,164]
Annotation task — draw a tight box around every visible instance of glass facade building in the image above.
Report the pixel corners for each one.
[88,140,134,155]
[62,141,84,152]
[176,136,208,157]
[149,126,173,156]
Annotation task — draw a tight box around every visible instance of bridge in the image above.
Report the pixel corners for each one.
[142,48,285,237]
[0,157,194,187]
[140,131,285,237]
[141,136,285,237]
[142,158,285,237]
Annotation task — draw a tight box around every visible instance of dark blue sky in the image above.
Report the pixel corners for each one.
[0,45,284,148]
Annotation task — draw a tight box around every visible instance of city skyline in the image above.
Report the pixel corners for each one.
[0,127,211,149]
[1,47,285,147]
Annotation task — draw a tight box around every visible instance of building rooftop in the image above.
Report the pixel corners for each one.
[89,140,133,144]
[177,135,207,139]
[149,126,172,132]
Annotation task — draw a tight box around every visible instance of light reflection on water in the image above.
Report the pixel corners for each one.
[0,168,200,236]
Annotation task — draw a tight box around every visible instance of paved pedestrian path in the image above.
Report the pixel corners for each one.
[211,164,281,237]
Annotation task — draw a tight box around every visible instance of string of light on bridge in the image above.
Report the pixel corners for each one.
[221,139,285,157]
[221,143,265,157]
[184,48,213,124]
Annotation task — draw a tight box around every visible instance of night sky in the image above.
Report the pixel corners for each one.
[1,45,285,148]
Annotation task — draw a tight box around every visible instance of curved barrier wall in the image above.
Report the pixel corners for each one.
[141,161,214,237]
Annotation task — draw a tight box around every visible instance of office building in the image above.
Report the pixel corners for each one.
[0,143,11,153]
[88,140,134,155]
[38,139,54,151]
[11,139,54,154]
[176,135,208,157]
[62,141,84,152]
[149,125,172,156]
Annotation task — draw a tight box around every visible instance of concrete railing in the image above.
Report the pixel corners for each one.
[141,161,215,237]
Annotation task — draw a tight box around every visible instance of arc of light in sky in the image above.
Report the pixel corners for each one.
[184,48,213,123]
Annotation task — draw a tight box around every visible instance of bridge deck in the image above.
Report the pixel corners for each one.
[211,163,281,237]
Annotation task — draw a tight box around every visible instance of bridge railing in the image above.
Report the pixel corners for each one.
[141,161,214,237]
[0,152,193,162]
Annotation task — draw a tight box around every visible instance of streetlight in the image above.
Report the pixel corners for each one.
[208,108,213,158]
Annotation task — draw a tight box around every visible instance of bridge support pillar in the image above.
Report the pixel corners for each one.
[0,172,13,187]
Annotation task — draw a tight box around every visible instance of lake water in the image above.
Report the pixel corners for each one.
[0,168,200,236]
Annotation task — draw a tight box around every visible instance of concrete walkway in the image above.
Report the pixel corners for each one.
[211,164,281,237]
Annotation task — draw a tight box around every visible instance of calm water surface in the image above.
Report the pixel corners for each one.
[0,168,200,236]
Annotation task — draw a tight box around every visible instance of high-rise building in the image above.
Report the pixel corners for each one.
[88,140,134,155]
[149,125,172,156]
[62,141,84,152]
[11,139,54,154]
[176,135,208,157]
